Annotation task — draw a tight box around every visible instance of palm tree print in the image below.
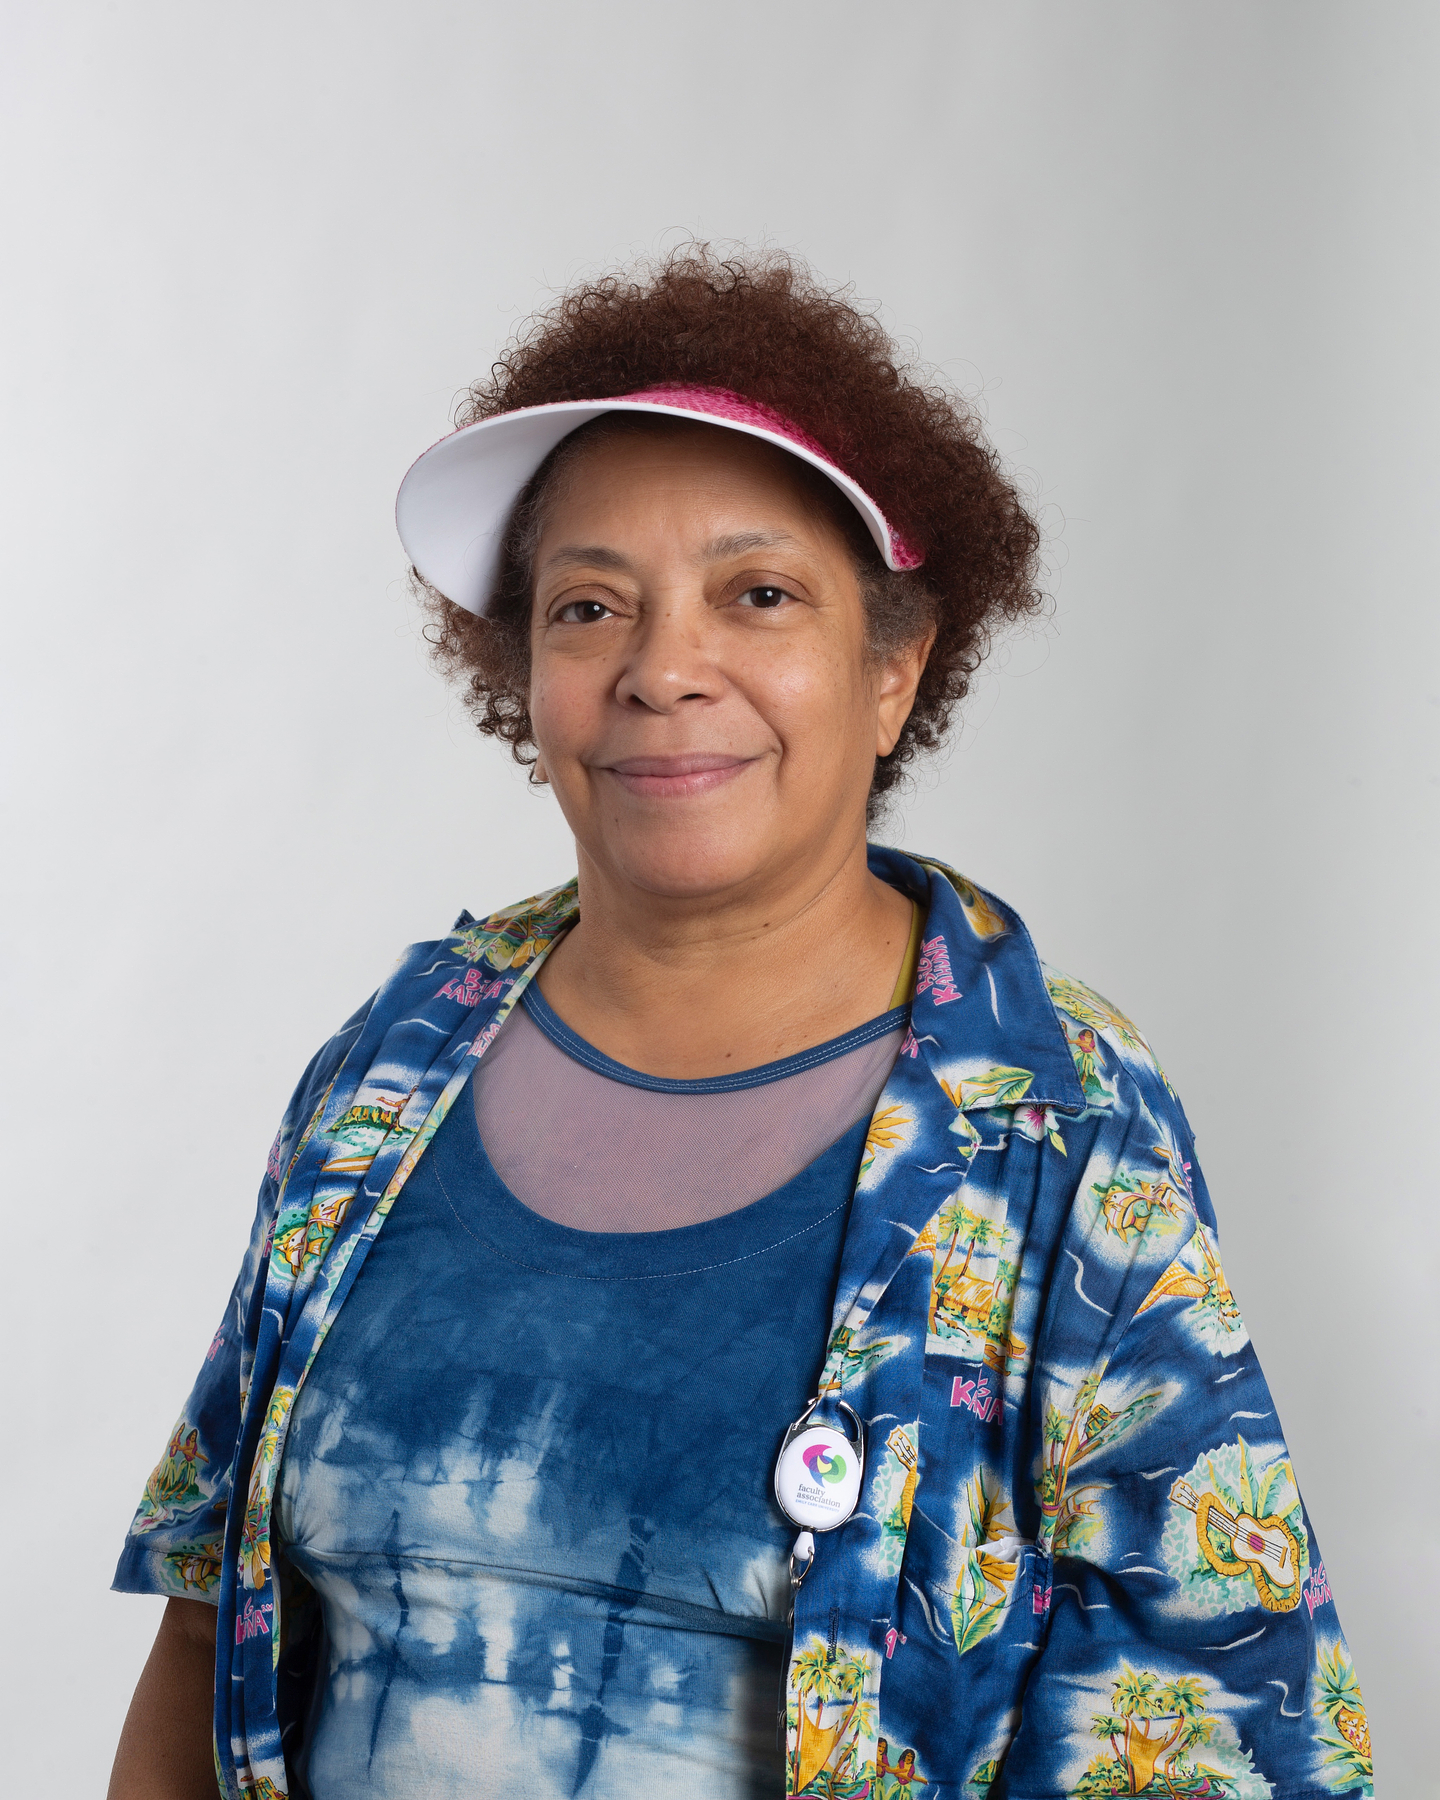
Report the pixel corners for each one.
[922,1195,1012,1339]
[1075,1668,1236,1795]
[788,1640,871,1795]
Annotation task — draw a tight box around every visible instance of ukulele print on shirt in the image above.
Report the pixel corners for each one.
[1161,1435,1308,1616]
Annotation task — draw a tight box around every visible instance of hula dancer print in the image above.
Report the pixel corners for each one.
[1162,1436,1307,1616]
[136,1420,207,1530]
[1044,971,1161,1073]
[875,1739,930,1797]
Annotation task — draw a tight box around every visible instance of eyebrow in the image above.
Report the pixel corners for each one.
[700,529,802,560]
[540,529,804,574]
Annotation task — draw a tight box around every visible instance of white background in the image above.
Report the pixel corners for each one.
[2,3,1435,1791]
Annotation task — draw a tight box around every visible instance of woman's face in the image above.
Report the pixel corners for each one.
[527,423,926,902]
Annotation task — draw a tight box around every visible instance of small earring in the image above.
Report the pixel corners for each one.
[529,759,549,787]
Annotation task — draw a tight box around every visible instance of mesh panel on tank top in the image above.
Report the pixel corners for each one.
[471,987,906,1231]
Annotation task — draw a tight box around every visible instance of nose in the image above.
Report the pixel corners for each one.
[613,599,725,714]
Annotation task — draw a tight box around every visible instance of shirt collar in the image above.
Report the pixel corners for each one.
[868,845,1086,1114]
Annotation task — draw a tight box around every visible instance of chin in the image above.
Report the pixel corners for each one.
[599,824,780,903]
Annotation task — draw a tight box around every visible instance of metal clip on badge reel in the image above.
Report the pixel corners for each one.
[774,1396,866,1595]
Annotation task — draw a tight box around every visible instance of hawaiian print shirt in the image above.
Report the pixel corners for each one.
[113,849,1372,1800]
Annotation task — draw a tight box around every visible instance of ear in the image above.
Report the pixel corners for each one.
[875,627,937,757]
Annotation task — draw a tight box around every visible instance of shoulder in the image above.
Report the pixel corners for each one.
[1039,962,1183,1120]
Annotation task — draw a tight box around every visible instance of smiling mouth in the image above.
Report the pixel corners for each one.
[601,754,756,798]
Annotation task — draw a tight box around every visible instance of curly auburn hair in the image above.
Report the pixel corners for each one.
[416,248,1044,812]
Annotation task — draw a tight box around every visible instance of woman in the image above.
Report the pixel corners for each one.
[110,253,1371,1800]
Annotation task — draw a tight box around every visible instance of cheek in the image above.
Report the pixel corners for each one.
[748,635,872,743]
[528,653,602,754]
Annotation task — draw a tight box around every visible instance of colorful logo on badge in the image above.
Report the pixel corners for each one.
[803,1443,847,1485]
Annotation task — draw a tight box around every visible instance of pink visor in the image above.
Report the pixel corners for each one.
[395,385,923,615]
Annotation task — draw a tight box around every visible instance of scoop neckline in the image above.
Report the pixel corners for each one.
[519,984,908,1095]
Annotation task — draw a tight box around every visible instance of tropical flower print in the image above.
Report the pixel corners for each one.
[949,1469,1020,1654]
[1068,1665,1271,1798]
[1013,1100,1067,1154]
[1312,1639,1373,1794]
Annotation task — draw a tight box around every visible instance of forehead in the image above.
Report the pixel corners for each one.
[535,418,855,549]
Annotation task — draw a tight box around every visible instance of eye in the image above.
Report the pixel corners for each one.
[735,585,792,610]
[554,598,614,624]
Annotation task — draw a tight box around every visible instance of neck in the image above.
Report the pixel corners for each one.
[535,830,914,1079]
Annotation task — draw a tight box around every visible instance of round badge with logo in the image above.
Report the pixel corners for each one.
[774,1398,865,1532]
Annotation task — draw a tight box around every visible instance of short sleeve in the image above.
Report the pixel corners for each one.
[998,1146,1373,1798]
[111,996,374,1605]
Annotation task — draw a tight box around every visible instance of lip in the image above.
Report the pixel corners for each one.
[600,753,756,799]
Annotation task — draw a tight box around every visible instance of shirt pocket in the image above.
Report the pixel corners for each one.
[948,1535,1038,1654]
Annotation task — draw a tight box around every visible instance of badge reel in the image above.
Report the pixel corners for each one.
[773,1396,865,1596]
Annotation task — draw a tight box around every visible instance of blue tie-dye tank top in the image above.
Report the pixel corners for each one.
[276,998,900,1798]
